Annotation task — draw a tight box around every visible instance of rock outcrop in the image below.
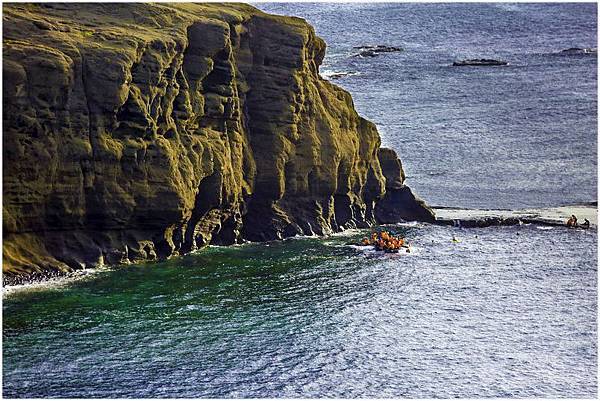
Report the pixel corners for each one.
[452,59,509,66]
[354,45,403,52]
[3,3,434,279]
[559,47,597,55]
[353,45,403,58]
[374,148,435,223]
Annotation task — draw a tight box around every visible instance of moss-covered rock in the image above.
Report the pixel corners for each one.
[2,3,434,278]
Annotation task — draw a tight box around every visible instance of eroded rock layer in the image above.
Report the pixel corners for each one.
[3,3,434,277]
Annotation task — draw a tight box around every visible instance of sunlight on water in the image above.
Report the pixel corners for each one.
[3,224,597,397]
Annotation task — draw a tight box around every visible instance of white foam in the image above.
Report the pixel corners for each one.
[347,243,419,257]
[396,221,422,227]
[347,244,372,251]
[3,267,111,298]
[319,69,361,80]
[329,228,366,237]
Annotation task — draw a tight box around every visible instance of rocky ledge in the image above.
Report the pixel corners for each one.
[434,204,597,228]
[3,3,433,280]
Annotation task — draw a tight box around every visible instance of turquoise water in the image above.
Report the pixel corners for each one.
[3,223,597,397]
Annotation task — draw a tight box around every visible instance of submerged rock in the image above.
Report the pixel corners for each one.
[353,45,404,58]
[453,58,509,66]
[560,47,597,55]
[357,49,378,57]
[3,3,433,279]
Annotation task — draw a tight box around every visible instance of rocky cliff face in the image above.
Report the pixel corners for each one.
[2,3,434,278]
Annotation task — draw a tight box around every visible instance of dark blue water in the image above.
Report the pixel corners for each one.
[258,2,598,209]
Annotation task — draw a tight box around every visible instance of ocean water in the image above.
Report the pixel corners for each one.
[3,224,597,398]
[258,2,598,209]
[2,3,598,398]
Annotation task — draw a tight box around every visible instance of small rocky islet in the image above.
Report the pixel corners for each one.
[559,47,597,55]
[352,44,404,58]
[452,58,509,66]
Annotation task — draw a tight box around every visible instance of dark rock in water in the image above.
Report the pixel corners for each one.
[328,73,347,79]
[560,47,597,55]
[375,186,436,224]
[374,148,435,224]
[3,4,433,279]
[353,45,404,58]
[436,217,522,228]
[357,49,379,57]
[435,215,575,228]
[453,59,509,66]
[354,45,404,52]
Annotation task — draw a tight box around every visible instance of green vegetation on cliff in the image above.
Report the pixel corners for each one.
[2,3,433,278]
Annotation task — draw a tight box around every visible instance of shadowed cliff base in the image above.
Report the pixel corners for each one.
[3,3,433,281]
[5,204,596,288]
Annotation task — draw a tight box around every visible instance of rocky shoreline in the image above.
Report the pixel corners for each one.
[4,269,79,288]
[5,204,595,288]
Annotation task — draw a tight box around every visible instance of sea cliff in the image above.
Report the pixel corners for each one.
[2,3,434,280]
